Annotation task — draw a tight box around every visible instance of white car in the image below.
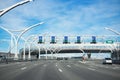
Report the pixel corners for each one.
[103,58,112,64]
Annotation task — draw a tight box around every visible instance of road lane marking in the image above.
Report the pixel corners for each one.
[34,64,38,66]
[88,68,96,71]
[113,67,119,69]
[22,64,26,66]
[90,65,94,68]
[58,68,63,72]
[67,65,71,68]
[43,64,47,67]
[16,62,20,64]
[21,67,27,70]
[80,61,86,64]
[56,64,58,67]
[105,66,109,68]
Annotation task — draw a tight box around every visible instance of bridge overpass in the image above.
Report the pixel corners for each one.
[19,35,120,60]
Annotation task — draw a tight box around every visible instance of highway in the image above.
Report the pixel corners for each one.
[0,60,120,80]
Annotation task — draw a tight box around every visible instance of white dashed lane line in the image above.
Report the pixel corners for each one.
[112,67,119,69]
[21,67,27,70]
[67,65,71,68]
[56,64,58,67]
[43,64,47,67]
[88,68,96,71]
[34,64,38,66]
[58,68,63,72]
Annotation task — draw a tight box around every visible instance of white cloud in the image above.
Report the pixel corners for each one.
[0,0,120,36]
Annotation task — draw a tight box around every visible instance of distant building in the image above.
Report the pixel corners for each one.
[0,52,14,58]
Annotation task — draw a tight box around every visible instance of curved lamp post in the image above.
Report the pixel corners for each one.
[105,27,120,60]
[105,27,120,35]
[21,35,37,60]
[0,0,33,17]
[0,22,44,59]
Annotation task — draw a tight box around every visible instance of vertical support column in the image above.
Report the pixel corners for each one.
[23,42,26,60]
[10,36,13,53]
[117,42,120,60]
[51,52,53,59]
[28,44,31,60]
[56,52,58,59]
[87,53,91,59]
[9,36,14,58]
[38,48,41,59]
[14,41,18,60]
[45,50,47,60]
[119,43,120,60]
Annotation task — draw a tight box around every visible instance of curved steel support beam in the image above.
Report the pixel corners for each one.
[105,27,120,35]
[17,22,44,43]
[99,48,113,53]
[0,0,33,17]
[0,26,16,52]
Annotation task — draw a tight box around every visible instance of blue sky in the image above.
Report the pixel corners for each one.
[0,0,120,52]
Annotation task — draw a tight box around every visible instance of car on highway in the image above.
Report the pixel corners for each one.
[103,58,112,64]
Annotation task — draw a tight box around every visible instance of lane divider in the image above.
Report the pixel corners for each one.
[67,65,71,68]
[21,67,27,70]
[43,64,47,67]
[88,68,96,71]
[34,64,38,66]
[58,68,63,72]
[113,67,119,69]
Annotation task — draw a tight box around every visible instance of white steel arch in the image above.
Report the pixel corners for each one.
[0,0,33,17]
[0,22,44,59]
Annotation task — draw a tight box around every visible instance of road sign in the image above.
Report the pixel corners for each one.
[63,36,69,43]
[77,36,81,43]
[51,36,56,43]
[38,36,43,43]
[92,36,96,42]
[106,40,114,44]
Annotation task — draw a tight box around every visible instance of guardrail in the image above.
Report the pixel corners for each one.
[0,58,39,64]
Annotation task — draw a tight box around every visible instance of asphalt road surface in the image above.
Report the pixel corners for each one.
[0,60,120,80]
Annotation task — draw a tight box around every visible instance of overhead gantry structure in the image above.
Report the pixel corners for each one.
[19,35,120,60]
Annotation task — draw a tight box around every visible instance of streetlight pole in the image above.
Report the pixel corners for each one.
[105,27,120,60]
[14,22,44,59]
[21,36,32,60]
[0,0,33,17]
[0,22,44,59]
[0,27,16,54]
[21,35,37,60]
[105,27,120,35]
